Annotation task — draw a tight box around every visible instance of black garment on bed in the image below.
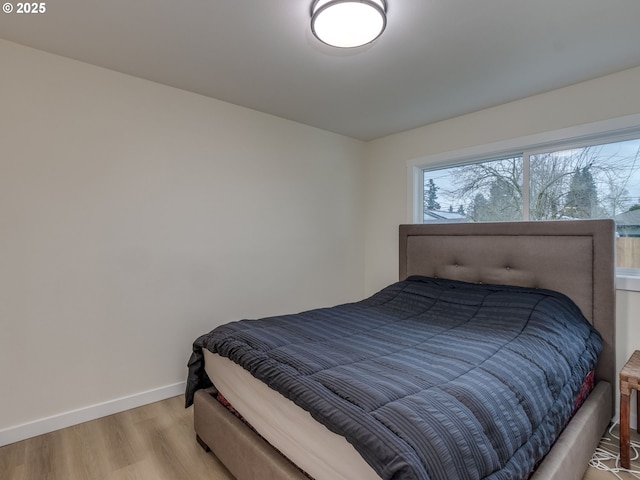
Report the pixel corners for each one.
[185,276,602,480]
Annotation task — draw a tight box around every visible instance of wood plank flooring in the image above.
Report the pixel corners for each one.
[0,396,234,480]
[583,424,640,480]
[1,395,638,480]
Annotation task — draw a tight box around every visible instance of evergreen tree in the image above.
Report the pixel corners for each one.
[564,166,597,218]
[470,193,489,221]
[424,179,441,211]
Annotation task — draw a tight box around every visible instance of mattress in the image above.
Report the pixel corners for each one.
[204,350,599,480]
[186,276,603,479]
[204,349,380,480]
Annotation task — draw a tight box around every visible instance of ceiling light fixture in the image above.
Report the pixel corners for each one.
[311,0,387,48]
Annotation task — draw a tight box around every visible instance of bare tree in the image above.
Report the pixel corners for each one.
[451,157,523,221]
[440,144,640,221]
[594,144,640,217]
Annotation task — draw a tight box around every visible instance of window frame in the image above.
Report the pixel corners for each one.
[407,113,640,288]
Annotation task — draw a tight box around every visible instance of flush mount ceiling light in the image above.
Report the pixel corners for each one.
[311,0,387,48]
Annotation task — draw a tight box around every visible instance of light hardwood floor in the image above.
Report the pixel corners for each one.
[1,395,638,480]
[0,396,234,480]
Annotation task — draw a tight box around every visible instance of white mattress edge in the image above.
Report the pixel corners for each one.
[203,350,381,480]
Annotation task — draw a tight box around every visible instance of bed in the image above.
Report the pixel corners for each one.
[186,219,615,480]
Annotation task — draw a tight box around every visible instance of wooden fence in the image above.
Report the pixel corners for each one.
[617,237,640,269]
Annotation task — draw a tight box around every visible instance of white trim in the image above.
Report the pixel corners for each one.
[406,113,640,171]
[0,381,186,447]
[407,164,422,223]
[617,274,640,292]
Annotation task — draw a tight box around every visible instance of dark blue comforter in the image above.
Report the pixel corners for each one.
[185,276,602,480]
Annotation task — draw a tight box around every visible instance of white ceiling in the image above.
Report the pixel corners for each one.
[2,0,640,140]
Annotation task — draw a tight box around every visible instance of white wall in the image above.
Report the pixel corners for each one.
[0,40,365,440]
[364,65,640,422]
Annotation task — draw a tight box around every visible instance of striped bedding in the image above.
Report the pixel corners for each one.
[185,276,602,480]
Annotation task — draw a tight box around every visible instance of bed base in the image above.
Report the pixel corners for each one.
[194,387,308,480]
[194,381,612,480]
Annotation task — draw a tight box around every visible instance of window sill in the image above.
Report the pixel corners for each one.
[617,275,640,292]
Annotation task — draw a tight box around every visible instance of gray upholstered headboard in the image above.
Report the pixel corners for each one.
[399,220,616,388]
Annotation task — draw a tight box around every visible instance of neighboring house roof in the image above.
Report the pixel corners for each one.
[423,210,468,223]
[614,209,640,226]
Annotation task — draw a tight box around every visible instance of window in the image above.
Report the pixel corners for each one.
[409,115,640,280]
[422,156,524,223]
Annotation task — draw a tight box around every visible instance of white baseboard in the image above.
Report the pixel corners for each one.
[0,382,186,447]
